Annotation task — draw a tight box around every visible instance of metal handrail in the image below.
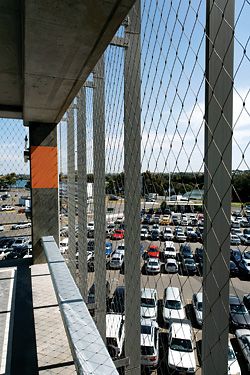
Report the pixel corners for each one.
[41,236,118,375]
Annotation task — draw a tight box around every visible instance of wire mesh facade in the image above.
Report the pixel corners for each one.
[54,0,250,374]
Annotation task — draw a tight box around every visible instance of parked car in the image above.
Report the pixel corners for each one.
[179,243,193,260]
[235,329,250,371]
[146,258,161,274]
[109,250,124,269]
[105,242,113,258]
[229,260,239,277]
[111,229,124,241]
[12,237,29,249]
[141,319,159,369]
[141,228,149,240]
[162,287,185,324]
[165,259,178,273]
[161,227,174,241]
[60,238,69,254]
[87,281,110,314]
[230,248,242,265]
[110,286,125,314]
[241,234,250,246]
[185,226,198,242]
[0,225,4,232]
[229,295,250,329]
[147,245,160,258]
[160,215,171,225]
[174,229,186,243]
[181,258,197,275]
[238,258,250,277]
[228,341,241,375]
[106,314,125,359]
[11,222,31,230]
[192,292,203,326]
[151,229,160,241]
[243,294,250,312]
[141,288,158,320]
[168,320,196,374]
[0,205,15,211]
[163,241,177,260]
[230,234,241,246]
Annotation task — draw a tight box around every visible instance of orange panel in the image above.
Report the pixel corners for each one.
[31,146,58,188]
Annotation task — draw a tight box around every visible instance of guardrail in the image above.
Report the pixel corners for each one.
[41,236,118,375]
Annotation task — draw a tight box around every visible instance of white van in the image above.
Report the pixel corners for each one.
[162,287,185,324]
[106,314,125,359]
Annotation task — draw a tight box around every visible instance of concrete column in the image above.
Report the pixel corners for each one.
[93,56,106,341]
[67,104,76,279]
[29,122,59,264]
[77,87,88,301]
[203,1,234,374]
[124,1,141,374]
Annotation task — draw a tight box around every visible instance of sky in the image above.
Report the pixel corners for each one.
[0,0,249,176]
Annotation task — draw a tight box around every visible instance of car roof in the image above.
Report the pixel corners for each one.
[170,321,192,339]
[106,314,124,338]
[141,288,157,298]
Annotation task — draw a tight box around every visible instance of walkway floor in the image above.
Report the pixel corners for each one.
[0,264,76,374]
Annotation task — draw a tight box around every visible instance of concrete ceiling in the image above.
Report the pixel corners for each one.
[0,0,135,123]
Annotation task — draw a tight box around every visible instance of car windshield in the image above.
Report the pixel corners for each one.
[141,298,155,307]
[165,300,181,309]
[170,338,193,352]
[141,325,152,335]
[149,261,158,266]
[228,347,236,360]
[166,248,175,252]
[141,346,154,355]
[230,303,247,314]
[185,259,194,265]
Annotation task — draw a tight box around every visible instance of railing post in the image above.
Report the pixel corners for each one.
[77,87,88,300]
[67,103,76,278]
[203,1,234,374]
[124,1,141,374]
[93,56,106,341]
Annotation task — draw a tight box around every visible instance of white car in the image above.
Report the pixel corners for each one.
[146,258,161,274]
[163,287,186,324]
[141,288,158,320]
[163,241,177,259]
[162,227,174,241]
[0,205,15,211]
[165,259,178,273]
[235,329,250,371]
[12,237,29,249]
[230,234,241,246]
[168,321,196,374]
[228,341,241,375]
[60,238,69,254]
[12,222,32,230]
[192,292,203,326]
[0,225,4,231]
[140,228,149,240]
[109,250,124,269]
[87,221,94,231]
[141,319,159,368]
[241,234,250,246]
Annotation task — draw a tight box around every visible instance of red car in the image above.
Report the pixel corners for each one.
[111,229,125,240]
[147,245,160,258]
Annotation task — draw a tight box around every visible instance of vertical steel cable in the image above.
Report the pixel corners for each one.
[93,56,107,341]
[77,87,88,300]
[203,1,235,374]
[124,1,141,373]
